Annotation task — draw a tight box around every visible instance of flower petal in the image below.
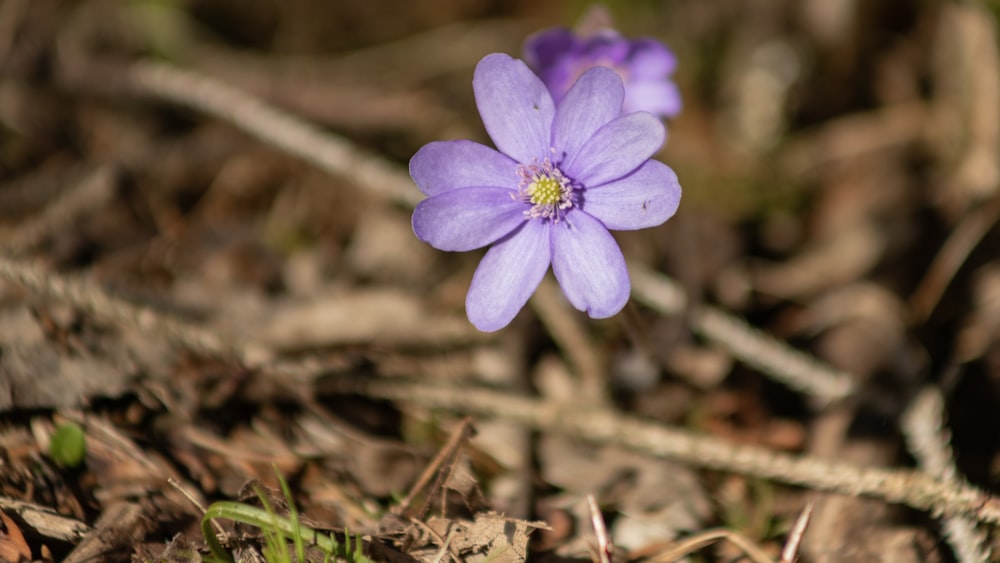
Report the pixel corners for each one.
[473,53,555,164]
[410,140,518,196]
[624,79,682,117]
[563,112,665,187]
[523,28,576,74]
[551,211,629,318]
[580,32,630,63]
[523,29,588,104]
[412,187,526,251]
[582,160,681,230]
[552,66,624,162]
[628,39,677,78]
[466,220,551,331]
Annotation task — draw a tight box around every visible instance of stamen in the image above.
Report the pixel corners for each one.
[515,154,578,222]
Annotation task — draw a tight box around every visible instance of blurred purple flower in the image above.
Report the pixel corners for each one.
[524,26,681,119]
[410,53,681,331]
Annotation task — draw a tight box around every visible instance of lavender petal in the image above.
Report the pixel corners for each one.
[410,140,518,197]
[412,187,526,251]
[552,66,624,162]
[563,112,665,187]
[551,211,630,318]
[523,28,576,74]
[624,79,683,117]
[466,220,551,331]
[628,39,677,78]
[582,160,681,230]
[473,53,555,164]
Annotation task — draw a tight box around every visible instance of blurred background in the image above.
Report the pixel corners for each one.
[2,0,1000,561]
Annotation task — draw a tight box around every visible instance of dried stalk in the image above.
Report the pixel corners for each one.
[336,377,1000,527]
[57,58,420,207]
[902,387,991,562]
[133,61,420,207]
[643,528,773,563]
[630,266,856,404]
[586,495,614,563]
[0,497,90,543]
[909,196,1000,321]
[778,502,813,563]
[913,2,1000,319]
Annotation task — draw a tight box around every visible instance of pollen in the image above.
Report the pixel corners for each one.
[527,176,564,206]
[515,155,578,221]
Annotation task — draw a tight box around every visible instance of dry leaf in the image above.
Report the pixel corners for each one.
[0,511,32,562]
[538,436,710,553]
[436,512,548,563]
[0,343,134,410]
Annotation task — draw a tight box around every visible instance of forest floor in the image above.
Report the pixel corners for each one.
[2,1,1000,561]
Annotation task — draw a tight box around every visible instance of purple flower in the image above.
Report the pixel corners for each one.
[524,27,681,119]
[410,53,681,332]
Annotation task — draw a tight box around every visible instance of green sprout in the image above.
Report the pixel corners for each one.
[49,422,87,468]
[201,469,373,563]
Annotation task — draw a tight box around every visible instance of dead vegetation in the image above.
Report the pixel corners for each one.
[2,0,1000,561]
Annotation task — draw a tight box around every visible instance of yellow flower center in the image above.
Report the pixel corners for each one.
[515,155,578,222]
[527,175,564,206]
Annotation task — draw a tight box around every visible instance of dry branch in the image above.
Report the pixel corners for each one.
[58,58,420,208]
[0,497,90,543]
[630,266,856,404]
[902,387,991,562]
[337,377,1000,527]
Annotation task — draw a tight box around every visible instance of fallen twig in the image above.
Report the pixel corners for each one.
[0,497,90,543]
[57,58,420,208]
[902,386,991,562]
[332,377,1000,527]
[630,266,856,404]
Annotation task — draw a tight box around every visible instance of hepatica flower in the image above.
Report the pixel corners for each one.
[524,26,681,119]
[410,53,681,331]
